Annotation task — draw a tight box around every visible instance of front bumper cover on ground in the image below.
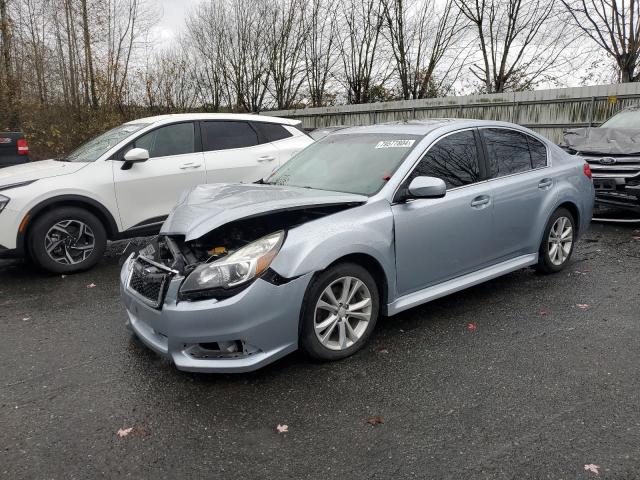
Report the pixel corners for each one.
[120,257,313,373]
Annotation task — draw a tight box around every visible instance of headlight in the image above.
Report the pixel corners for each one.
[0,194,9,213]
[180,231,285,294]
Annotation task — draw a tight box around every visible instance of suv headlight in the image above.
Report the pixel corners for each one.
[180,231,285,294]
[0,195,9,213]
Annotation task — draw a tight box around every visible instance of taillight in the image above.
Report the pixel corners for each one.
[583,163,592,179]
[17,138,28,156]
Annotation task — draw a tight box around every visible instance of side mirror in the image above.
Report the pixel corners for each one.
[124,148,149,162]
[407,176,446,199]
[121,148,150,170]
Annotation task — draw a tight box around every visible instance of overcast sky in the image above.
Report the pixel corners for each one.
[151,0,204,47]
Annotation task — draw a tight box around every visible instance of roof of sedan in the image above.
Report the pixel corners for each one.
[125,113,302,126]
[330,119,520,136]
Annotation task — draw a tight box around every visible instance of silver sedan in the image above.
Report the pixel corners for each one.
[120,120,595,372]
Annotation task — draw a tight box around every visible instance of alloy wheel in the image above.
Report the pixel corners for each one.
[44,219,96,265]
[314,276,372,351]
[547,216,573,266]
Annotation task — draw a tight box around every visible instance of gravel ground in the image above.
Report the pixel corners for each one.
[1,223,639,479]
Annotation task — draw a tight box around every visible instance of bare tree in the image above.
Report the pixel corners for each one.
[186,3,227,110]
[0,0,19,128]
[338,0,387,103]
[562,0,640,82]
[267,0,308,109]
[455,0,568,93]
[383,0,467,99]
[303,0,338,106]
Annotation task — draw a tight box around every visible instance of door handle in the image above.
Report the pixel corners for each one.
[257,155,276,163]
[470,195,491,209]
[179,162,202,169]
[538,178,553,190]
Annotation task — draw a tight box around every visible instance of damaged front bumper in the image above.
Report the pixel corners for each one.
[120,255,313,373]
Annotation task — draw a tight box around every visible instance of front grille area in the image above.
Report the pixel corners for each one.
[127,257,172,308]
[584,156,640,179]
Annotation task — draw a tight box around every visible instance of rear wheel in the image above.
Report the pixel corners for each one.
[300,263,380,361]
[28,207,107,274]
[536,208,576,274]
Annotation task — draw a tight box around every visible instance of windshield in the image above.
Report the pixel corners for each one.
[266,133,422,195]
[63,123,149,162]
[601,110,640,129]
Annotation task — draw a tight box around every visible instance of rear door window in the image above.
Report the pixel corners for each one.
[133,123,195,158]
[252,122,293,143]
[482,128,534,177]
[202,121,259,151]
[408,130,481,189]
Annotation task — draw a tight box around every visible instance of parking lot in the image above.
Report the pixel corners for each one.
[0,222,639,479]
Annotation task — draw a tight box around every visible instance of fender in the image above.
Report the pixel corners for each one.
[16,194,120,253]
[270,199,398,302]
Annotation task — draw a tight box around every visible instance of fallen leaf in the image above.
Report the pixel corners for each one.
[276,424,288,433]
[539,309,551,316]
[584,464,600,475]
[577,304,590,310]
[467,323,477,332]
[87,283,97,289]
[117,427,133,438]
[366,416,384,426]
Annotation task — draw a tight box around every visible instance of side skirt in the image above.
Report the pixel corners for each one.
[387,253,538,316]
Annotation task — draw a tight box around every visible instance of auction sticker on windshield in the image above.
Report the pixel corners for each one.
[375,140,415,149]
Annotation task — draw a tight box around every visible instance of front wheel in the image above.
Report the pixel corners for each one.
[300,263,380,361]
[28,207,107,274]
[536,208,576,274]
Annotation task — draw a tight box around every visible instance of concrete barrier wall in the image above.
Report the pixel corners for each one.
[263,83,640,143]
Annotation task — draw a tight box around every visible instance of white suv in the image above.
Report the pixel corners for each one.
[0,114,313,273]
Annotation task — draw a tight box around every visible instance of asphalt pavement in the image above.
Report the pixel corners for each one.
[1,223,639,479]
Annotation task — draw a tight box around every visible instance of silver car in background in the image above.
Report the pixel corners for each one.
[120,120,595,373]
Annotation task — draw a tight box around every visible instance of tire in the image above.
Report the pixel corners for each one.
[28,207,107,274]
[535,207,576,274]
[300,262,380,361]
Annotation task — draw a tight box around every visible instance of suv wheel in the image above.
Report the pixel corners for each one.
[28,207,107,274]
[536,207,576,274]
[300,263,380,361]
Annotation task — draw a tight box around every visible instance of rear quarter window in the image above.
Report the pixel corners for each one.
[527,136,548,169]
[252,122,293,143]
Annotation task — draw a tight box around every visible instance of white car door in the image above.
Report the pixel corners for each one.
[200,121,281,183]
[113,122,206,231]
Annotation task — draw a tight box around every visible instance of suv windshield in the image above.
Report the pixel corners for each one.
[601,110,640,129]
[266,133,421,195]
[63,123,149,162]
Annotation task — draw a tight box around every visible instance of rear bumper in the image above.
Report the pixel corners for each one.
[0,156,30,168]
[120,257,313,373]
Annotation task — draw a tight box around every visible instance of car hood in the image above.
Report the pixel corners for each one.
[162,183,368,241]
[562,127,640,155]
[0,159,89,186]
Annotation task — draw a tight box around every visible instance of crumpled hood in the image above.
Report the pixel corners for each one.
[0,159,89,186]
[162,183,368,241]
[562,127,640,155]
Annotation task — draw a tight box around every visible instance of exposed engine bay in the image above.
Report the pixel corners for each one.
[128,204,357,277]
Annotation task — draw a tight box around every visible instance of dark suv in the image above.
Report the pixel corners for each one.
[0,131,30,168]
